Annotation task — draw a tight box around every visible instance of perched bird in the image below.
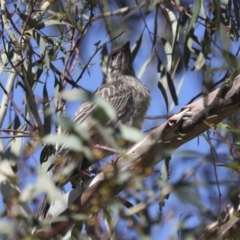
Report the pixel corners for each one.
[38,41,151,219]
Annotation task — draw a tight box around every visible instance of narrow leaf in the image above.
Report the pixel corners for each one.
[186,1,201,36]
[43,82,51,135]
[161,38,172,72]
[165,8,178,46]
[157,58,169,112]
[131,30,144,62]
[61,89,117,121]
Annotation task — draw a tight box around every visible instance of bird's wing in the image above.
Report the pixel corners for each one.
[55,80,134,164]
[72,80,135,126]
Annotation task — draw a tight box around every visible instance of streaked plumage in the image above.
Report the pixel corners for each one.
[38,41,150,219]
[73,76,150,128]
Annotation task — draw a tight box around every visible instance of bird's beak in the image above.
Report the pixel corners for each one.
[122,41,130,51]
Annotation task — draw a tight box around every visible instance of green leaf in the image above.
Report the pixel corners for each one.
[221,49,240,69]
[71,231,89,240]
[0,44,13,74]
[43,82,51,135]
[214,0,221,30]
[161,38,172,71]
[20,173,62,202]
[35,66,44,84]
[186,1,201,36]
[170,72,185,111]
[56,115,90,141]
[8,131,22,168]
[158,57,178,106]
[71,221,84,240]
[159,157,170,211]
[131,30,144,62]
[217,122,229,130]
[145,0,158,15]
[117,125,145,143]
[40,19,72,28]
[166,71,178,105]
[43,134,83,152]
[194,52,205,70]
[152,7,158,48]
[183,33,192,69]
[165,8,178,46]
[219,22,231,50]
[32,31,50,68]
[44,115,93,160]
[61,89,117,121]
[157,58,169,112]
[221,163,240,173]
[26,51,34,87]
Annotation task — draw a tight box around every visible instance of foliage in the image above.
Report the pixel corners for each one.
[0,0,240,239]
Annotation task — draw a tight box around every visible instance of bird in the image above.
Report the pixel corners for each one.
[38,41,151,219]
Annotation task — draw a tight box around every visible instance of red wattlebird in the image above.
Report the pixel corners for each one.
[38,41,151,219]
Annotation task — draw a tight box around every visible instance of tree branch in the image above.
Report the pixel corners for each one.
[35,74,240,238]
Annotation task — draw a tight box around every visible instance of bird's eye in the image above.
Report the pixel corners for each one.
[112,54,117,60]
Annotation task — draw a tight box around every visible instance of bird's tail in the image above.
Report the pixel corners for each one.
[36,151,84,220]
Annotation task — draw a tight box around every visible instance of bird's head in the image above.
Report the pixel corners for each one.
[107,41,135,82]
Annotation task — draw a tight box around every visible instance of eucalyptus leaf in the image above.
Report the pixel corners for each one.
[161,38,172,72]
[20,173,62,202]
[157,58,169,112]
[33,31,50,68]
[43,82,51,135]
[48,186,84,220]
[152,8,158,48]
[131,31,144,62]
[118,125,144,143]
[57,114,91,141]
[42,134,83,152]
[61,89,116,120]
[194,52,205,70]
[41,19,72,28]
[186,1,201,36]
[165,8,178,46]
[42,133,93,160]
[145,0,158,15]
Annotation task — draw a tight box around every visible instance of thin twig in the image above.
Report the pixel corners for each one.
[0,128,32,134]
[75,31,125,85]
[70,5,95,65]
[0,135,31,139]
